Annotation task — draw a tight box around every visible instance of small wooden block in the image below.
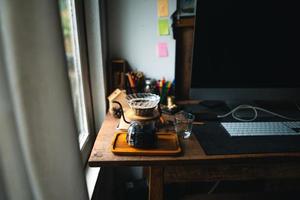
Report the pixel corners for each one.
[107,89,128,114]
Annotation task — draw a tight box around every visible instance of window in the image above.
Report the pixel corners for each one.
[59,0,95,164]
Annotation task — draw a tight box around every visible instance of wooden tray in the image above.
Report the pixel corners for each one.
[111,132,182,156]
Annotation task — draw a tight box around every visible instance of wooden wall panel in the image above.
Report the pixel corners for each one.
[174,17,195,100]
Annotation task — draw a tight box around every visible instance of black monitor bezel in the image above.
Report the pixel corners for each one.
[190,0,300,101]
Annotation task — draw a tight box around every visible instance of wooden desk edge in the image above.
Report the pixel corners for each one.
[88,113,300,167]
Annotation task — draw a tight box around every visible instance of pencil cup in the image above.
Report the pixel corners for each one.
[174,111,195,139]
[159,87,167,105]
[126,87,137,94]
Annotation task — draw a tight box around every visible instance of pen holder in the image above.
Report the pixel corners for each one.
[126,86,145,94]
[158,86,168,105]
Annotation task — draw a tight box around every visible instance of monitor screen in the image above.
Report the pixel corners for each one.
[191,0,300,100]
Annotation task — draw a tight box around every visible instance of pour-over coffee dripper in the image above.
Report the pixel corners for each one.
[113,93,161,148]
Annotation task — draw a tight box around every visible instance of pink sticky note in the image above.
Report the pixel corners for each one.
[157,42,168,57]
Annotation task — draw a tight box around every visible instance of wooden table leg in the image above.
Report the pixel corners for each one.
[148,166,164,200]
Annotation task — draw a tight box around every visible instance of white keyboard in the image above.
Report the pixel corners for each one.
[221,121,300,136]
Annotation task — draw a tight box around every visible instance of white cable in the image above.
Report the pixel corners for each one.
[295,103,300,112]
[208,181,220,194]
[217,104,300,122]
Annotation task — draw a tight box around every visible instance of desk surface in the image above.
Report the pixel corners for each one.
[88,114,300,167]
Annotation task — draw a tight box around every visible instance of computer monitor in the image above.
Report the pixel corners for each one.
[190,0,300,104]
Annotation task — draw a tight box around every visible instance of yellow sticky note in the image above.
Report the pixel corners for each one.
[158,19,169,35]
[158,0,169,17]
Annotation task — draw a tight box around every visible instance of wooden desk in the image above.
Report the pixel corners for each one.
[89,114,300,200]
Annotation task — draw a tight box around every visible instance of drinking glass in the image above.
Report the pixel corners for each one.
[174,111,195,139]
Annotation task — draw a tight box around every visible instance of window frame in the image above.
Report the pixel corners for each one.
[60,0,96,165]
[74,0,96,165]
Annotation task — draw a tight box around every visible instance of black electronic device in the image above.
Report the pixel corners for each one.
[190,1,300,154]
[190,0,300,103]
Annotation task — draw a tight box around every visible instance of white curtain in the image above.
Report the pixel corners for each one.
[0,0,89,199]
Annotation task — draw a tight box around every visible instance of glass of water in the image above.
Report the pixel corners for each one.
[174,111,195,139]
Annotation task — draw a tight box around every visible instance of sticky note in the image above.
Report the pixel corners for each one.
[157,42,168,57]
[158,19,169,35]
[158,0,169,17]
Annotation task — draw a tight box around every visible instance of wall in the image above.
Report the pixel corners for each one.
[107,0,177,81]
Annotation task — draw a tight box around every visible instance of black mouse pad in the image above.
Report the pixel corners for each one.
[193,123,300,155]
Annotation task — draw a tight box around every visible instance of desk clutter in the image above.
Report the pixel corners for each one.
[106,61,194,154]
[125,71,175,105]
[108,59,176,105]
[107,87,186,155]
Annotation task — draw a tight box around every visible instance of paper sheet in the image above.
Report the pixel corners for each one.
[158,19,169,35]
[117,116,130,130]
[157,42,168,57]
[158,0,169,17]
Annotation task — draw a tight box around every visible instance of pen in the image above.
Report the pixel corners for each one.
[127,73,135,88]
